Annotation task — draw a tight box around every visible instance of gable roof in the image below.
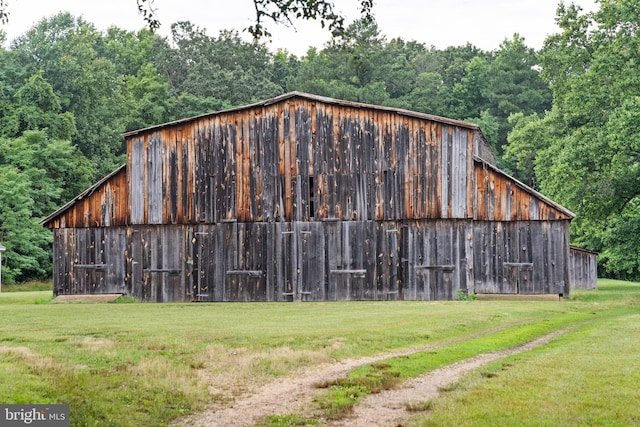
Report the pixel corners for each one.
[123,91,482,138]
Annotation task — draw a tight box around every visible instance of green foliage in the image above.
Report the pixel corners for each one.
[11,13,129,175]
[455,289,477,301]
[504,0,640,278]
[0,131,92,283]
[0,164,51,284]
[487,34,552,154]
[157,23,283,110]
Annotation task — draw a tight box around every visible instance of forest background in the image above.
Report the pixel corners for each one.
[1,0,638,284]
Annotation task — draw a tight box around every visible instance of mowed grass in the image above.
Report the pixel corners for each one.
[406,280,640,426]
[0,279,638,426]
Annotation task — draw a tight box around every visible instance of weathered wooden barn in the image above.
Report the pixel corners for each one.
[42,92,592,302]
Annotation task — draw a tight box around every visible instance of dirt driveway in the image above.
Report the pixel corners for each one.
[174,330,564,427]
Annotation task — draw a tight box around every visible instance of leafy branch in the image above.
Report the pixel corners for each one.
[0,0,8,25]
[247,0,374,39]
[136,0,160,31]
[0,0,374,39]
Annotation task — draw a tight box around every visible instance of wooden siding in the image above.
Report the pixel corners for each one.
[401,220,473,300]
[53,226,192,302]
[472,220,571,295]
[43,94,572,230]
[50,96,477,228]
[569,247,597,290]
[49,220,467,301]
[52,219,571,302]
[182,101,475,223]
[44,166,129,229]
[474,160,573,221]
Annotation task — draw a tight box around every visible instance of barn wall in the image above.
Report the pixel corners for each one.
[472,220,571,295]
[474,161,572,221]
[53,226,192,302]
[52,220,479,302]
[46,99,574,230]
[569,247,597,290]
[126,99,477,226]
[45,167,129,229]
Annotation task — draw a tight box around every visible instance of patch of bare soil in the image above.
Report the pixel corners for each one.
[51,294,123,303]
[173,330,565,427]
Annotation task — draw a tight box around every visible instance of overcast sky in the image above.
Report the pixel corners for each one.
[1,0,598,55]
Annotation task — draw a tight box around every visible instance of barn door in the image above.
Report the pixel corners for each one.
[326,221,379,301]
[415,266,455,300]
[401,222,460,301]
[280,222,325,301]
[130,228,143,299]
[503,263,534,294]
[71,229,107,294]
[222,222,269,302]
[192,226,215,302]
[377,224,401,300]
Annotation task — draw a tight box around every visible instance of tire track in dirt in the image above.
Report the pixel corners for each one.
[328,329,567,427]
[172,327,566,427]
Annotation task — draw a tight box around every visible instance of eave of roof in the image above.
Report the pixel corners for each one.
[570,246,599,256]
[123,91,481,138]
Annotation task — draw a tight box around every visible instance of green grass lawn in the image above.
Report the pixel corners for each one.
[0,279,638,426]
[411,284,640,426]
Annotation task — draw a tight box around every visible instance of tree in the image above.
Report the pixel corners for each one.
[11,72,76,140]
[11,13,129,175]
[154,22,283,110]
[508,0,640,278]
[486,34,551,157]
[294,19,404,105]
[0,130,93,283]
[0,164,52,284]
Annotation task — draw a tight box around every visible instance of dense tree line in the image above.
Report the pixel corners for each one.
[0,1,634,284]
[506,1,640,279]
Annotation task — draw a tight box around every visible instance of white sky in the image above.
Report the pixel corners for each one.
[1,0,598,55]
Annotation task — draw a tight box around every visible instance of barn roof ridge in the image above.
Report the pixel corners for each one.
[123,91,482,137]
[474,156,576,219]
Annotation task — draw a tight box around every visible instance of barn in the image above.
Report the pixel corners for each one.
[42,92,593,302]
